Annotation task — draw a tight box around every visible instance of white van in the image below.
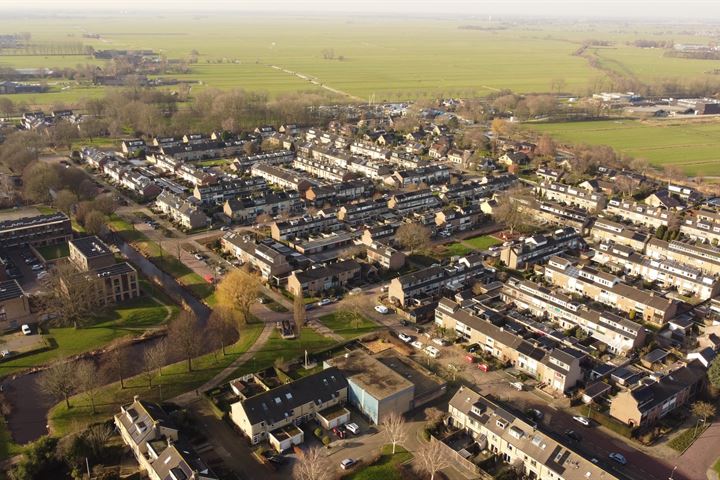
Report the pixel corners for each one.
[424,345,440,358]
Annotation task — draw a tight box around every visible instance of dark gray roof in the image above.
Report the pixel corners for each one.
[0,279,24,302]
[240,367,348,426]
[70,236,111,258]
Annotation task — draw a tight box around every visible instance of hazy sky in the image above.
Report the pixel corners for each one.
[6,0,720,19]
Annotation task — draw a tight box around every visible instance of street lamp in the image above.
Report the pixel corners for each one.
[669,465,677,480]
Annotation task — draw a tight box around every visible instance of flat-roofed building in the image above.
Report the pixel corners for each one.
[0,212,72,248]
[0,279,31,330]
[69,235,116,271]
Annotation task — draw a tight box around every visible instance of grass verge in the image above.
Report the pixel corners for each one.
[342,445,412,480]
[318,313,378,340]
[463,234,501,250]
[668,424,709,453]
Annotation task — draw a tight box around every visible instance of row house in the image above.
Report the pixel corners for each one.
[155,190,209,229]
[81,147,115,170]
[231,150,295,173]
[520,199,592,234]
[385,165,451,188]
[349,140,391,159]
[502,279,646,353]
[193,177,267,205]
[435,298,584,393]
[151,153,183,174]
[293,156,356,183]
[361,222,401,246]
[440,174,516,203]
[346,158,393,180]
[251,163,315,193]
[338,199,390,225]
[121,138,146,155]
[390,151,427,170]
[288,231,359,257]
[152,136,182,147]
[388,255,490,307]
[221,234,310,282]
[536,167,564,182]
[680,208,720,244]
[160,139,245,161]
[435,206,483,233]
[544,256,678,326]
[115,397,217,480]
[609,361,706,427]
[387,189,442,215]
[536,181,607,212]
[590,218,650,252]
[447,149,472,165]
[104,160,129,184]
[286,260,361,297]
[646,238,720,276]
[223,191,300,224]
[304,179,373,206]
[230,368,348,446]
[121,170,162,199]
[177,163,217,187]
[365,242,406,271]
[311,146,354,167]
[499,228,584,270]
[593,242,720,300]
[270,212,342,241]
[448,388,619,480]
[605,200,671,229]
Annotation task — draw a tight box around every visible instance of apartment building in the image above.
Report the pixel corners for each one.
[544,256,678,325]
[609,360,706,427]
[387,189,442,215]
[0,212,72,248]
[605,200,671,229]
[590,218,650,252]
[499,228,583,270]
[388,255,490,307]
[537,181,607,211]
[270,213,342,241]
[435,298,584,392]
[155,190,209,230]
[502,279,646,353]
[593,242,720,300]
[646,238,720,276]
[69,235,116,271]
[448,388,619,480]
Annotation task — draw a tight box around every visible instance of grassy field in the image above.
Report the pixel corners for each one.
[107,214,215,301]
[48,322,265,435]
[0,291,174,379]
[442,242,473,257]
[528,118,720,176]
[464,234,502,250]
[2,16,718,107]
[318,313,379,340]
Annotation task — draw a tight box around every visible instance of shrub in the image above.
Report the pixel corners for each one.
[421,427,431,441]
[668,426,707,452]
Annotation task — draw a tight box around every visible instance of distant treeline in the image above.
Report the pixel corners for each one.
[629,39,674,49]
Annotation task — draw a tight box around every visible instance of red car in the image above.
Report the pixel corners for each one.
[477,363,489,372]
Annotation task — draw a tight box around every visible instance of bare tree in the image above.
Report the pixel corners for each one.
[75,360,101,414]
[494,187,531,235]
[103,345,130,389]
[416,438,451,480]
[293,446,330,480]
[394,222,431,254]
[83,423,113,457]
[83,210,106,236]
[216,268,260,329]
[143,338,168,387]
[207,307,236,357]
[293,294,306,337]
[38,362,77,409]
[41,260,102,328]
[382,412,408,454]
[54,189,78,216]
[168,312,202,372]
[336,294,368,331]
[535,134,556,158]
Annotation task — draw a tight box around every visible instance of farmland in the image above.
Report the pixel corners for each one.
[1,15,719,108]
[527,118,720,177]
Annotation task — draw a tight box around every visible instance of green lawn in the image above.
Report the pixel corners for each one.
[343,445,412,480]
[713,457,720,476]
[0,292,174,379]
[668,425,709,452]
[442,242,473,257]
[527,119,720,176]
[48,322,265,435]
[196,158,232,167]
[226,327,338,381]
[107,214,215,301]
[318,313,379,340]
[35,243,69,261]
[463,235,502,250]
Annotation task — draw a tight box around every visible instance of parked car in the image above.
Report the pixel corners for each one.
[194,253,204,261]
[572,415,591,427]
[318,298,333,307]
[340,458,356,470]
[1,350,11,358]
[21,324,32,335]
[31,264,43,271]
[398,333,412,343]
[332,426,346,439]
[410,340,424,350]
[220,226,230,231]
[374,305,389,314]
[510,381,524,391]
[424,345,440,358]
[564,430,581,442]
[526,409,544,421]
[432,337,448,346]
[608,453,627,465]
[346,423,360,434]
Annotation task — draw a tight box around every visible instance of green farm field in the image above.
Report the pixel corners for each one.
[528,119,720,176]
[1,15,719,106]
